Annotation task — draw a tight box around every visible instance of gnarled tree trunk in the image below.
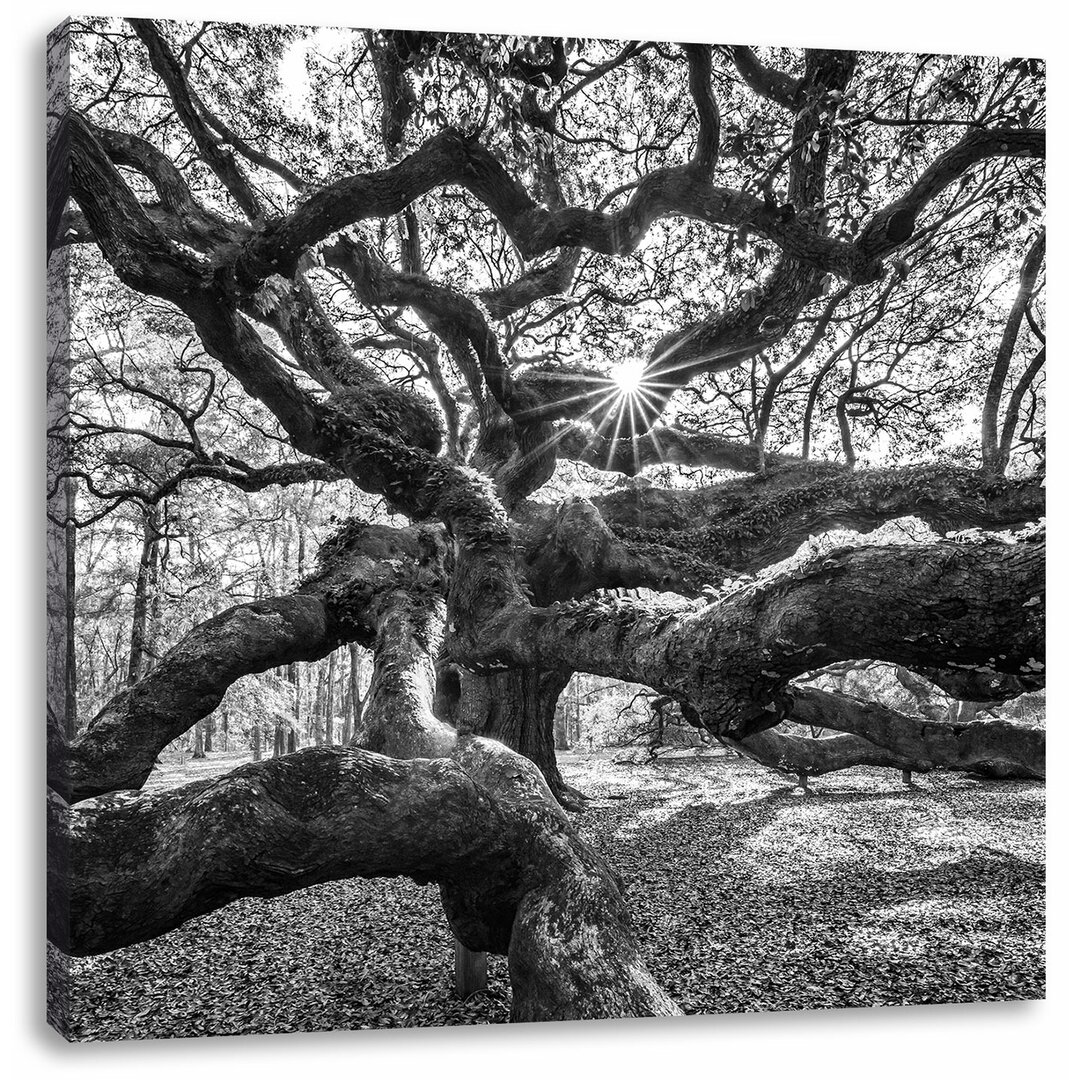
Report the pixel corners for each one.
[438,666,583,807]
[48,738,681,1022]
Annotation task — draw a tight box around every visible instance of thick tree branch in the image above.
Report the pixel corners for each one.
[477,247,581,320]
[52,524,448,802]
[69,84,1043,323]
[852,129,1043,267]
[592,464,1044,572]
[90,123,241,248]
[352,587,457,760]
[324,237,560,503]
[69,118,510,550]
[49,737,681,1020]
[324,237,512,413]
[731,728,931,777]
[67,111,207,301]
[786,685,1044,778]
[516,496,724,603]
[724,46,799,107]
[49,460,345,524]
[47,110,70,258]
[998,346,1045,471]
[74,89,1041,460]
[462,531,1044,737]
[51,594,337,802]
[129,18,262,219]
[225,112,1041,301]
[684,44,720,176]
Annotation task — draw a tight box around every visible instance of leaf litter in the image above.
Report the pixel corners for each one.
[58,749,1043,1039]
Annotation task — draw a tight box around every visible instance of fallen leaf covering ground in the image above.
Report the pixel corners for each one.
[55,747,1044,1040]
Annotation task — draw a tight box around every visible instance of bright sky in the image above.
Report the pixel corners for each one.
[277,26,352,120]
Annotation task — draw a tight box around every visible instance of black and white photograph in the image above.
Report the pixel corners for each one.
[45,9,1049,1049]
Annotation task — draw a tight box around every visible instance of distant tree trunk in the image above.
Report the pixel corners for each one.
[575,677,583,746]
[292,525,308,753]
[144,501,167,674]
[648,696,667,755]
[281,511,292,594]
[221,699,230,752]
[203,713,214,753]
[313,663,326,746]
[191,718,206,759]
[340,648,354,745]
[285,660,301,753]
[64,476,77,738]
[341,692,352,747]
[127,508,158,685]
[554,700,570,750]
[252,723,262,762]
[273,682,285,757]
[273,664,287,758]
[343,643,362,745]
[324,649,337,745]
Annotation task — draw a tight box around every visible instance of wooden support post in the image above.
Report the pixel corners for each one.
[454,940,488,1000]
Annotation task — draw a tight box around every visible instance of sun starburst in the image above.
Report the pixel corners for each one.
[609,359,646,397]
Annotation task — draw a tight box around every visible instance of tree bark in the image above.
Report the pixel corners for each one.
[48,737,681,1022]
[730,727,933,777]
[587,464,1044,576]
[52,522,454,802]
[469,532,1045,739]
[454,941,487,1000]
[342,643,362,745]
[788,685,1043,778]
[440,666,581,807]
[54,593,339,802]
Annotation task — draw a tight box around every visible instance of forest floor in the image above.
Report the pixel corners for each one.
[57,746,1045,1040]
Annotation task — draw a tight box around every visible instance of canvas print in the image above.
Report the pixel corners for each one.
[46,16,1046,1040]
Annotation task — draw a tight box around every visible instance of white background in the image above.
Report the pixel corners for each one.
[3,2,1077,1077]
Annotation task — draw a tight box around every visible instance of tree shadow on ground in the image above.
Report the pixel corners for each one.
[575,768,1043,1017]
